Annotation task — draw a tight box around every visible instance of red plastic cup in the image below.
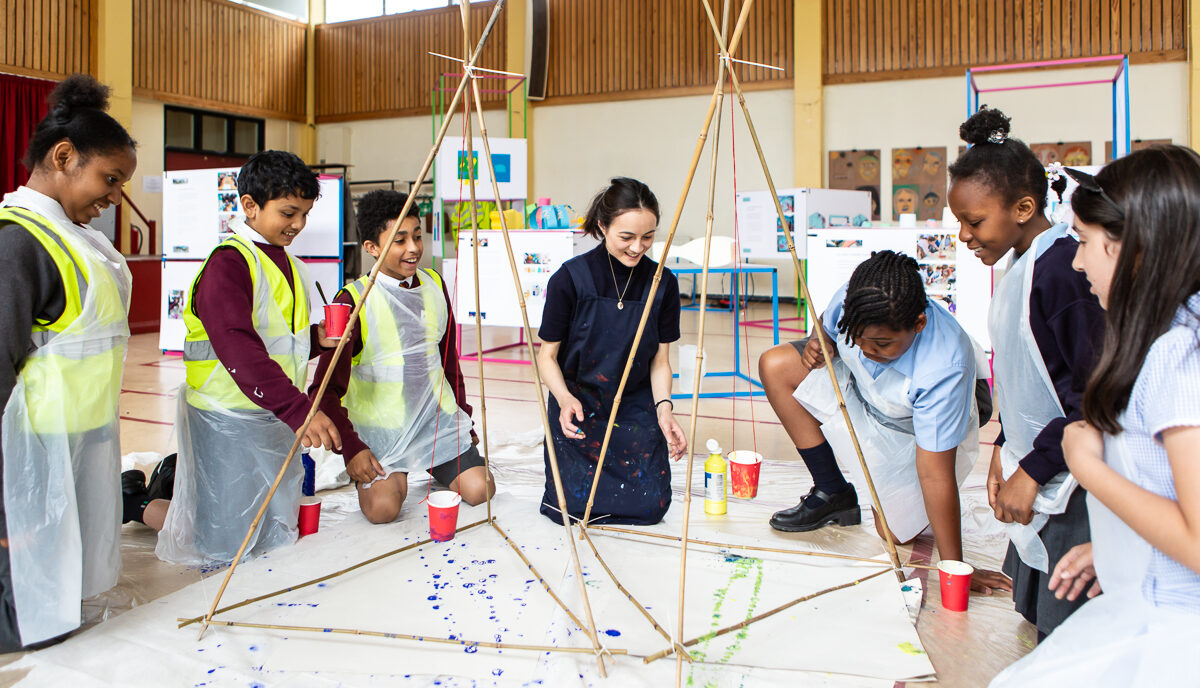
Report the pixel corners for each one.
[298,496,321,537]
[323,303,352,339]
[727,450,763,499]
[428,491,462,542]
[938,560,974,612]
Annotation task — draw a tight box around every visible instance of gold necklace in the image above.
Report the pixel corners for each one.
[607,252,633,310]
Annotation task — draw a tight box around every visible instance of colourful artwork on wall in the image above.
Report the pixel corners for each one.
[828,149,881,221]
[890,146,947,222]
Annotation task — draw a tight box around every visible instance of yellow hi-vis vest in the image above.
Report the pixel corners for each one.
[182,233,310,411]
[341,269,471,471]
[0,207,128,433]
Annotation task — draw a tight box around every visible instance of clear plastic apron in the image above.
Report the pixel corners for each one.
[156,245,310,565]
[794,323,978,542]
[345,275,472,475]
[989,223,1078,572]
[0,206,130,644]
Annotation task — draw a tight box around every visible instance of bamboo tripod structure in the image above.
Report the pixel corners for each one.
[184,2,617,672]
[557,0,910,684]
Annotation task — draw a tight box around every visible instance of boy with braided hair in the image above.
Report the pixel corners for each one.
[759,250,1011,592]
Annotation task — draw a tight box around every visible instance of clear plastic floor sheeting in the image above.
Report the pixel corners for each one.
[1,427,1032,687]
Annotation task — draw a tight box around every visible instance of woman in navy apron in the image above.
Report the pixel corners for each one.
[535,178,687,525]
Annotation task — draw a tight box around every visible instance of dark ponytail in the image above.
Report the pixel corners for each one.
[948,106,1051,212]
[22,74,137,172]
[580,177,659,239]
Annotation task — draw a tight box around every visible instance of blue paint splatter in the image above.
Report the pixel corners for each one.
[603,629,621,637]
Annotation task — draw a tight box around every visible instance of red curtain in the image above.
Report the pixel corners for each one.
[0,73,56,194]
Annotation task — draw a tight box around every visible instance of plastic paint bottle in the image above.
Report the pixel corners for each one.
[704,438,727,515]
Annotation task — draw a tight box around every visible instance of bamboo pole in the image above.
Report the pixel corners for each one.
[177,519,489,628]
[458,0,493,524]
[643,568,891,664]
[193,0,509,640]
[672,4,735,686]
[465,78,608,677]
[587,524,938,571]
[577,526,686,659]
[198,619,628,656]
[698,0,905,584]
[579,0,758,531]
[489,520,589,636]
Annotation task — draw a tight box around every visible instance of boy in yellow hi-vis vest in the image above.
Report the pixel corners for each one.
[311,190,494,524]
[0,74,135,650]
[155,151,339,565]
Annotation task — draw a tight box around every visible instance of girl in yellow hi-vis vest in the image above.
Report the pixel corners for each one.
[311,190,494,524]
[0,75,135,650]
[155,151,340,565]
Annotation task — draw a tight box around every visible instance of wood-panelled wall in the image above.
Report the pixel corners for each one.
[545,0,793,102]
[0,0,96,81]
[315,3,508,123]
[133,0,307,120]
[824,0,1188,83]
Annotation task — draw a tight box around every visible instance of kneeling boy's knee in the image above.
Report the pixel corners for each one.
[362,500,401,524]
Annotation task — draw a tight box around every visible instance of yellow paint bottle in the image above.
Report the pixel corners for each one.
[704,438,727,515]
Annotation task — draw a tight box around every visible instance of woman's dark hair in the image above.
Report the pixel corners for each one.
[1076,145,1200,433]
[22,74,137,171]
[948,106,1067,212]
[237,150,320,209]
[838,250,927,343]
[355,190,421,245]
[580,177,660,239]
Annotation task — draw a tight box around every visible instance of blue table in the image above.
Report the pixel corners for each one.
[668,263,779,399]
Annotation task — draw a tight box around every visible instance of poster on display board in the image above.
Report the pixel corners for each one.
[435,137,528,202]
[158,258,344,353]
[806,228,993,351]
[1046,165,1104,226]
[827,150,881,221]
[889,147,947,222]
[1030,142,1092,167]
[454,230,573,329]
[734,188,872,259]
[162,168,343,259]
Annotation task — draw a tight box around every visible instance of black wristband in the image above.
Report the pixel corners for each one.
[654,399,673,411]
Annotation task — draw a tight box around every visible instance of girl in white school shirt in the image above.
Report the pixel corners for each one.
[992,146,1200,686]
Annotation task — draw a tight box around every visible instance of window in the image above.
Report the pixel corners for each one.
[324,0,485,24]
[164,105,265,157]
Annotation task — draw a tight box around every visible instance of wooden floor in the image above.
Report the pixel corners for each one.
[0,301,1031,687]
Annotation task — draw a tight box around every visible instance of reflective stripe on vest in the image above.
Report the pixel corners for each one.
[0,207,89,341]
[182,233,310,410]
[342,268,458,428]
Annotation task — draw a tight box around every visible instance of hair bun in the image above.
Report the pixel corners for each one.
[47,74,111,115]
[959,106,1012,146]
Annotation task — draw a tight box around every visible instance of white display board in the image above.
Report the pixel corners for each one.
[454,230,574,329]
[163,168,343,259]
[806,228,993,351]
[735,188,872,259]
[158,257,343,353]
[435,136,528,202]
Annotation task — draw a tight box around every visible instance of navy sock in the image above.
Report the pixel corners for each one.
[797,441,849,499]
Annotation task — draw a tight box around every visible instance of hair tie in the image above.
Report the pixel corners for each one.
[1046,161,1064,183]
[987,129,1007,144]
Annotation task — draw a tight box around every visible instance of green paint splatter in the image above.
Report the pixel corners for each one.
[897,641,925,655]
[687,554,766,687]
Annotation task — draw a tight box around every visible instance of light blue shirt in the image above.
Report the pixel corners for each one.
[822,282,976,453]
[1121,292,1200,612]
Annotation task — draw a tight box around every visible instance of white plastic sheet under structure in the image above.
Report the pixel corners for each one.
[6,430,940,687]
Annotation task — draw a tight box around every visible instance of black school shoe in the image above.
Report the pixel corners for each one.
[146,454,177,502]
[121,470,148,524]
[769,485,862,532]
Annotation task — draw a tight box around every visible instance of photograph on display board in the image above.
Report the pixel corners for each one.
[218,192,239,213]
[217,171,238,190]
[826,239,863,248]
[167,289,185,320]
[1105,138,1172,162]
[931,292,957,315]
[1030,141,1092,166]
[919,264,957,290]
[916,234,956,260]
[891,146,947,221]
[827,149,881,220]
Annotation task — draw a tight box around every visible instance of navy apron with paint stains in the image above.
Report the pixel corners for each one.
[540,256,671,525]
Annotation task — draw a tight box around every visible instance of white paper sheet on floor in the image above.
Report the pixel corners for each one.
[10,430,934,687]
